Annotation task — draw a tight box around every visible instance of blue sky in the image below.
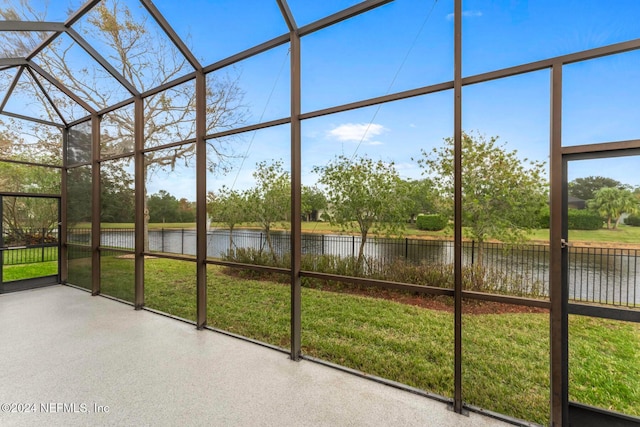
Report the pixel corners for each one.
[157,0,640,199]
[2,0,640,199]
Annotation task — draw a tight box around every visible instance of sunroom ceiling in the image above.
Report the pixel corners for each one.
[0,0,313,127]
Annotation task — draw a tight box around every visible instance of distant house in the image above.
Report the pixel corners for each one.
[568,196,586,210]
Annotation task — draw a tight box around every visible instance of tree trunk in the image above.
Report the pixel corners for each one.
[356,233,368,274]
[614,216,621,229]
[264,224,278,263]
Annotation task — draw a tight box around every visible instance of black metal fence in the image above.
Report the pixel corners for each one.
[2,246,58,265]
[1,227,59,266]
[63,228,640,308]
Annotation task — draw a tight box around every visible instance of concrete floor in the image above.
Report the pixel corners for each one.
[0,285,511,427]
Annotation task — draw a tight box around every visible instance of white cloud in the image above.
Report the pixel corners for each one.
[446,10,483,21]
[327,123,388,144]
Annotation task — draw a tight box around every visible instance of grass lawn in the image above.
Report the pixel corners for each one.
[65,255,640,425]
[2,261,58,281]
[530,223,640,245]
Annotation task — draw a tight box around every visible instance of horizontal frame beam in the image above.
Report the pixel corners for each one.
[0,157,63,169]
[0,21,67,32]
[568,303,640,322]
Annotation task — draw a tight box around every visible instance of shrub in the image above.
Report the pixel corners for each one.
[536,207,603,230]
[568,209,603,230]
[536,206,550,229]
[221,248,544,298]
[624,214,640,226]
[416,214,448,231]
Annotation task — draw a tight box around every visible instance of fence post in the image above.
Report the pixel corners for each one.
[42,227,46,262]
[405,237,409,259]
[181,228,185,254]
[352,235,355,258]
[321,235,325,255]
[471,240,475,265]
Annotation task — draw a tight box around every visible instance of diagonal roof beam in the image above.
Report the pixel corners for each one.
[0,21,67,32]
[139,0,201,70]
[299,0,394,37]
[26,66,68,126]
[26,0,101,61]
[0,111,64,128]
[276,0,298,32]
[28,61,95,114]
[66,27,140,96]
[0,66,24,112]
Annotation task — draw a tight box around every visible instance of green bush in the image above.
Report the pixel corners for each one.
[221,248,544,298]
[416,214,448,231]
[568,209,603,230]
[624,214,640,226]
[536,206,550,228]
[536,207,603,230]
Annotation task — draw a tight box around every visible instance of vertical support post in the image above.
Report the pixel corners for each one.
[290,31,302,361]
[91,114,101,296]
[549,63,568,427]
[277,0,302,360]
[57,195,63,284]
[453,0,464,414]
[195,70,207,329]
[60,129,68,283]
[134,96,145,310]
[0,196,4,290]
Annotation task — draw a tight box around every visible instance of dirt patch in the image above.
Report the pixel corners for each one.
[115,254,157,259]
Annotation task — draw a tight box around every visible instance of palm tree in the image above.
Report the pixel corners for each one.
[588,187,639,229]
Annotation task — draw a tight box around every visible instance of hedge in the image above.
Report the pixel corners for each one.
[416,214,448,231]
[537,207,603,230]
[625,214,640,226]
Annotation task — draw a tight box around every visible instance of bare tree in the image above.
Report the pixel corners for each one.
[1,0,247,250]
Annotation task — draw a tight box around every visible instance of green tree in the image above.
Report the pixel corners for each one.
[147,190,180,223]
[569,176,627,201]
[0,154,61,240]
[177,198,196,223]
[301,185,327,222]
[417,132,547,265]
[207,186,248,252]
[588,187,639,229]
[313,155,408,271]
[100,162,135,223]
[402,178,442,223]
[248,160,290,262]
